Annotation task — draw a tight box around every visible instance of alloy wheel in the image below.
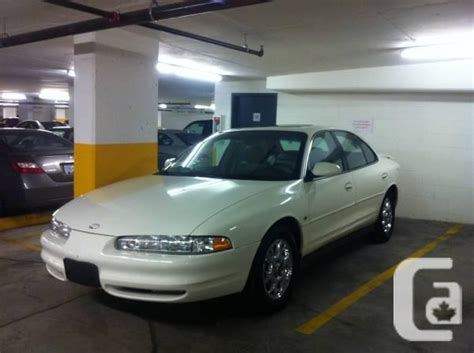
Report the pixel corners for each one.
[381,198,393,234]
[262,239,294,300]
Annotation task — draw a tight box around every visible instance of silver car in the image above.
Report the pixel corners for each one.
[16,120,67,130]
[0,129,73,216]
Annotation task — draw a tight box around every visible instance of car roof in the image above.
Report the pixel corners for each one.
[223,125,332,135]
[51,126,73,130]
[0,127,58,135]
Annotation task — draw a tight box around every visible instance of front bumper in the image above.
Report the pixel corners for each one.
[41,229,258,303]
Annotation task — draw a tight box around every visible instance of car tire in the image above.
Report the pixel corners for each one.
[372,193,395,243]
[244,224,300,312]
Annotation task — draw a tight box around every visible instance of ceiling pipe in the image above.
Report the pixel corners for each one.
[146,24,264,57]
[0,0,269,49]
[44,0,264,57]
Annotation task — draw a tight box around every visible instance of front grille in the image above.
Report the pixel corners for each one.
[110,286,186,297]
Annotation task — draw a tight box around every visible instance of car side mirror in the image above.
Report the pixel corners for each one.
[308,162,342,179]
[164,158,176,169]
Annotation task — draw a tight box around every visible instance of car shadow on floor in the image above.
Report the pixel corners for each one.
[92,226,375,324]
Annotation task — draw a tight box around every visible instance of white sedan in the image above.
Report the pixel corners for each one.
[41,126,399,310]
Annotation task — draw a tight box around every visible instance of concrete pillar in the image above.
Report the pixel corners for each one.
[68,83,74,126]
[55,108,67,122]
[3,107,17,118]
[157,110,162,128]
[73,29,159,197]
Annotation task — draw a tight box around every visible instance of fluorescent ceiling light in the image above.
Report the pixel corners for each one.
[156,62,222,83]
[413,29,474,46]
[1,92,26,100]
[55,105,69,109]
[67,69,76,78]
[0,102,19,107]
[401,29,474,61]
[401,43,474,61]
[194,104,215,110]
[158,103,168,109]
[39,89,70,101]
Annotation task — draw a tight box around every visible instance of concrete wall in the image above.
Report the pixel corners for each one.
[276,92,474,224]
[267,59,474,93]
[17,104,55,121]
[214,60,474,224]
[2,107,17,118]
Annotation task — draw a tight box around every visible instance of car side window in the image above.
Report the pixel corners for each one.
[184,122,205,135]
[333,131,373,170]
[158,133,173,146]
[360,140,377,164]
[308,131,344,171]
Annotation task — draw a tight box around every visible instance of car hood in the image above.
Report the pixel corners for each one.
[56,175,286,236]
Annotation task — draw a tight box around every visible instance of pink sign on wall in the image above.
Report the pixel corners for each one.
[352,119,373,134]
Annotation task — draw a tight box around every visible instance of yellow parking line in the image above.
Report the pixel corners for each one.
[295,224,464,335]
[1,232,42,241]
[0,212,52,231]
[0,237,41,252]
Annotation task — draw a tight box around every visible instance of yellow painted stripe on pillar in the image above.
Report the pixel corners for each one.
[74,143,157,197]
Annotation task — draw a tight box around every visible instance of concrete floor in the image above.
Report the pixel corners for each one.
[0,218,472,353]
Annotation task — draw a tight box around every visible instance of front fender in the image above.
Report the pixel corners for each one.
[191,180,307,249]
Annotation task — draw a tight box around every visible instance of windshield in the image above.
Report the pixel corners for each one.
[161,130,307,181]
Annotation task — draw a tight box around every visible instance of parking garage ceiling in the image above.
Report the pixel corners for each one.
[0,0,473,88]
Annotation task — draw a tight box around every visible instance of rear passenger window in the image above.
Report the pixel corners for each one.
[333,131,369,170]
[360,141,377,164]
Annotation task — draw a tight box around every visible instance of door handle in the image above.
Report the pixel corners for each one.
[381,173,388,180]
[344,182,353,191]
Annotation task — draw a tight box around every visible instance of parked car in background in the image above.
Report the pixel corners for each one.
[0,117,20,128]
[158,129,202,169]
[183,119,213,138]
[16,120,67,130]
[0,129,74,216]
[41,126,399,310]
[50,126,74,143]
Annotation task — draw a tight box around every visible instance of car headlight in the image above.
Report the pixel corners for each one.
[115,235,232,254]
[50,216,71,238]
